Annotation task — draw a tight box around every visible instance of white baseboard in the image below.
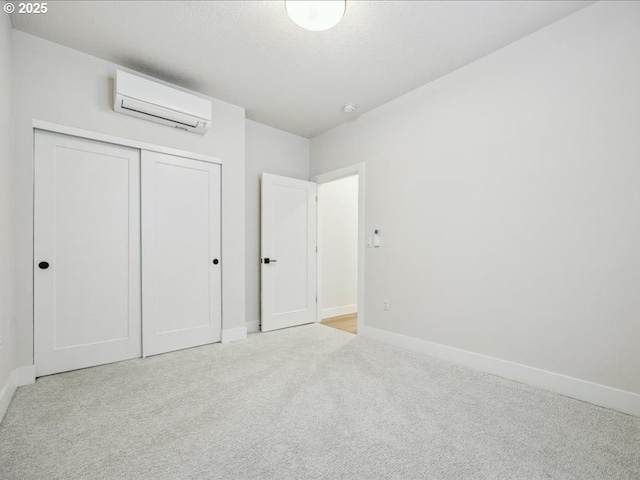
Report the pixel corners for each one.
[0,370,16,425]
[14,365,35,387]
[321,304,357,320]
[246,319,260,333]
[221,326,247,344]
[361,326,640,418]
[0,364,35,424]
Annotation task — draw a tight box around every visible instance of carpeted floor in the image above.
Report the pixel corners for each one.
[0,324,638,480]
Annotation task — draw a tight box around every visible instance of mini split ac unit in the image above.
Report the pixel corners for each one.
[114,70,212,134]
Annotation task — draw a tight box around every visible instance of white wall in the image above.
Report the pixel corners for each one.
[12,31,246,369]
[245,120,309,330]
[0,15,15,397]
[318,176,358,318]
[311,1,640,396]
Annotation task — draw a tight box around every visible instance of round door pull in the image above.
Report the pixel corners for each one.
[212,259,219,265]
[38,261,50,270]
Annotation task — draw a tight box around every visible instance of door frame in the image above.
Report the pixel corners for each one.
[33,120,221,165]
[311,162,366,334]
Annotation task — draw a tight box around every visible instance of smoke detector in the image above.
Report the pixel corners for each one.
[343,103,357,114]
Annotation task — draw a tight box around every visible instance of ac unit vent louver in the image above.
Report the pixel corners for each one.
[114,70,212,135]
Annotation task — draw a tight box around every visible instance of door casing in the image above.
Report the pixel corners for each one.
[311,163,366,334]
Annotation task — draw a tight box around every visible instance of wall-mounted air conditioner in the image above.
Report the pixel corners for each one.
[114,70,212,134]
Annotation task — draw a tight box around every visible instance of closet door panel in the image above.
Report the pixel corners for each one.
[142,151,221,356]
[34,130,141,376]
[155,163,210,333]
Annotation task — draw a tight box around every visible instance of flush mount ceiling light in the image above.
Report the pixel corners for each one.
[285,0,346,32]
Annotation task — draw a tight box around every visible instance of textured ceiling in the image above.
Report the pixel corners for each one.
[11,1,593,138]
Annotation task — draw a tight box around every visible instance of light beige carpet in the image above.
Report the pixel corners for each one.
[1,324,639,479]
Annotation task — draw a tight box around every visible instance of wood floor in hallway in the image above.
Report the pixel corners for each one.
[321,313,357,334]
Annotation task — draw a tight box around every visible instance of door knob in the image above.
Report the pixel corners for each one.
[212,259,219,265]
[38,261,50,270]
[263,258,277,264]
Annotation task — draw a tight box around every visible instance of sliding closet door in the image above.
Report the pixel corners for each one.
[142,151,221,356]
[34,131,141,377]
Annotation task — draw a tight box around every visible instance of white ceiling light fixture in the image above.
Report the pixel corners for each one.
[285,0,346,32]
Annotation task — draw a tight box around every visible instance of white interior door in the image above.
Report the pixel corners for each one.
[34,130,141,377]
[142,151,221,356]
[261,173,317,332]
